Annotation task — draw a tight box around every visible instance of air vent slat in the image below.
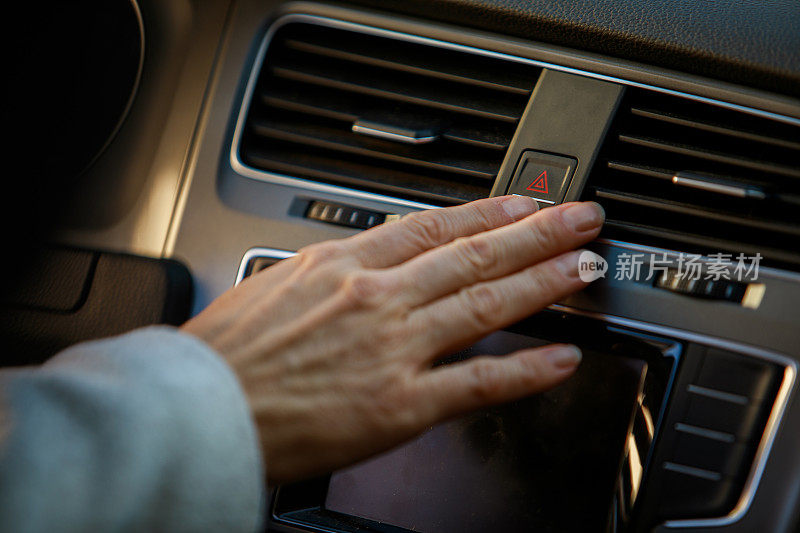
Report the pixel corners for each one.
[441,132,508,151]
[238,21,540,205]
[594,188,800,236]
[269,66,522,123]
[606,161,674,180]
[283,38,532,95]
[250,121,498,180]
[585,88,800,270]
[630,107,800,151]
[260,92,510,150]
[604,220,800,266]
[618,135,800,179]
[245,147,488,204]
[261,94,356,122]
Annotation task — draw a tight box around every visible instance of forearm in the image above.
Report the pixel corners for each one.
[0,326,263,533]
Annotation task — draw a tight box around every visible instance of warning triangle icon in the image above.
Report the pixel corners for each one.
[526,170,549,194]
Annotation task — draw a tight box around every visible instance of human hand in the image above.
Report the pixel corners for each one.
[181,196,604,485]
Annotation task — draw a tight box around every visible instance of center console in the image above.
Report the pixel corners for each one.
[235,249,792,532]
[160,1,800,530]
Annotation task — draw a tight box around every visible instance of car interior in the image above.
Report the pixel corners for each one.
[5,0,800,531]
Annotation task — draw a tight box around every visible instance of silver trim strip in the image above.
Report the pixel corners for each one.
[235,246,796,529]
[234,247,297,286]
[672,173,764,199]
[229,14,800,213]
[351,123,438,144]
[595,238,800,283]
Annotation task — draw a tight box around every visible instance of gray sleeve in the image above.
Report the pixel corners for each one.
[0,326,264,533]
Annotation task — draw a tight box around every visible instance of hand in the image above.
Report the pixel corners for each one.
[181,196,605,485]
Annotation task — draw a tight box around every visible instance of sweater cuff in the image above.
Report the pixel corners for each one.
[8,325,265,532]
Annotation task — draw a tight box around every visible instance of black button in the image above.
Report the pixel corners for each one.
[506,150,578,205]
[658,466,737,518]
[698,348,779,400]
[683,394,761,439]
[671,431,747,477]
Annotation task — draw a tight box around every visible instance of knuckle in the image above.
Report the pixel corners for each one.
[403,211,452,248]
[461,284,503,329]
[455,236,498,278]
[472,202,503,228]
[530,210,568,247]
[375,319,410,351]
[467,358,504,402]
[526,265,560,296]
[297,241,346,269]
[370,373,423,434]
[515,355,543,388]
[339,270,394,308]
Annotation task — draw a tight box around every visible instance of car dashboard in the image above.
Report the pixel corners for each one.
[12,0,800,531]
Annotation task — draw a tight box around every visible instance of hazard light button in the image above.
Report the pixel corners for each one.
[506,151,578,205]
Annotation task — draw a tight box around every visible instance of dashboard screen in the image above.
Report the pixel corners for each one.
[325,331,648,533]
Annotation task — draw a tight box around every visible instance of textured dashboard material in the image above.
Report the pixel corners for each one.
[344,0,800,98]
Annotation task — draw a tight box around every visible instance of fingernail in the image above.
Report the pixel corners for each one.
[555,250,582,280]
[546,344,582,369]
[561,202,605,232]
[500,195,539,221]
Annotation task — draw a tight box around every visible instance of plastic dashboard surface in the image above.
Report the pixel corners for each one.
[164,1,800,531]
[344,0,800,99]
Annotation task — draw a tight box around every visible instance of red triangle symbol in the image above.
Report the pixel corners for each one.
[526,170,549,194]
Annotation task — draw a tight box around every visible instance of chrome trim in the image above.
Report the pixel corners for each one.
[550,303,796,529]
[532,198,556,205]
[233,247,297,286]
[672,172,766,200]
[230,14,800,213]
[595,238,800,283]
[510,193,556,205]
[236,245,796,529]
[351,121,439,144]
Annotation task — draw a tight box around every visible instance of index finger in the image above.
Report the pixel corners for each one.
[346,195,539,268]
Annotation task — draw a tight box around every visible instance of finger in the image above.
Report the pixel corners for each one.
[345,195,539,268]
[393,201,604,306]
[414,344,581,422]
[407,249,594,359]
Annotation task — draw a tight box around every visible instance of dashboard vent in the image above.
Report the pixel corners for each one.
[237,22,541,205]
[584,88,800,269]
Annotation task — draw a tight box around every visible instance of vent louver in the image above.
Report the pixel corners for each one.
[584,88,800,269]
[237,22,541,205]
